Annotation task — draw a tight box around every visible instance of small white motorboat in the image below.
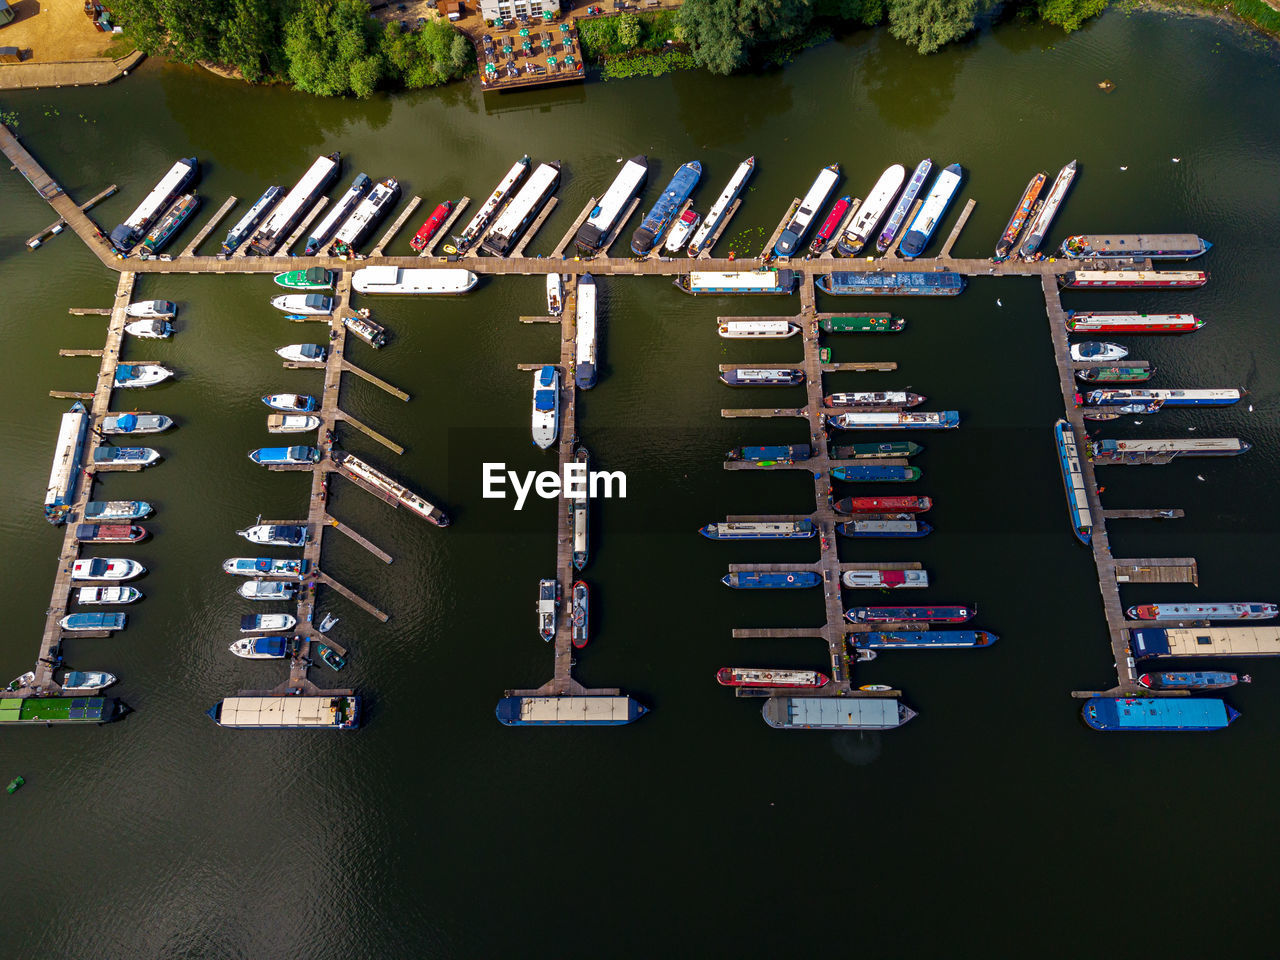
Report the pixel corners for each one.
[237,579,297,600]
[262,393,319,413]
[546,273,563,316]
[237,523,308,546]
[267,414,321,433]
[270,294,334,315]
[125,316,173,339]
[717,320,800,339]
[71,558,145,581]
[100,413,173,435]
[114,363,174,388]
[240,613,297,633]
[126,300,176,319]
[1070,341,1129,362]
[60,670,117,693]
[663,209,701,253]
[275,343,327,363]
[77,585,142,604]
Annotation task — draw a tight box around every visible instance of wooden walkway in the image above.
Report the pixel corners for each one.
[371,196,421,257]
[181,196,237,258]
[27,184,116,248]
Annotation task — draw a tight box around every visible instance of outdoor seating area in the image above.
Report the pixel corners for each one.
[477,16,584,89]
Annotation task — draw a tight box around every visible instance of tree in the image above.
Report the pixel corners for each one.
[616,12,642,48]
[1035,0,1108,31]
[679,0,811,73]
[284,0,385,97]
[886,0,981,53]
[218,0,281,81]
[380,20,472,89]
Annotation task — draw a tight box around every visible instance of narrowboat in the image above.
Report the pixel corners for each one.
[60,612,126,631]
[575,274,598,390]
[820,316,905,333]
[229,637,290,659]
[92,446,160,467]
[114,364,173,388]
[1061,271,1208,289]
[239,613,297,633]
[84,500,151,520]
[110,157,199,252]
[276,343,326,363]
[222,557,307,579]
[823,391,924,408]
[208,695,358,729]
[262,394,319,413]
[273,267,336,290]
[409,200,454,252]
[267,414,321,434]
[1054,419,1092,544]
[101,413,172,434]
[222,184,283,257]
[270,293,333,315]
[898,162,963,259]
[994,171,1046,261]
[841,569,929,589]
[60,671,117,693]
[1081,697,1238,732]
[845,605,975,623]
[1061,234,1212,260]
[816,272,966,296]
[328,176,400,256]
[126,300,176,319]
[455,155,530,252]
[1138,672,1246,691]
[249,446,321,466]
[495,695,647,726]
[717,319,799,339]
[721,571,821,589]
[724,445,811,464]
[124,316,173,339]
[537,578,558,642]
[1077,365,1153,383]
[481,160,561,257]
[302,178,372,264]
[832,465,921,482]
[849,630,996,648]
[835,496,931,514]
[1085,388,1241,407]
[774,162,840,257]
[675,270,797,295]
[139,193,199,254]
[75,523,147,543]
[699,520,816,540]
[831,441,922,459]
[664,208,702,253]
[331,451,450,526]
[717,668,829,689]
[350,266,479,295]
[571,581,589,649]
[1066,312,1204,333]
[762,697,916,730]
[1070,341,1128,362]
[827,411,959,430]
[1018,159,1076,258]
[343,314,388,347]
[720,368,805,387]
[1127,602,1277,621]
[576,156,649,254]
[1084,401,1164,417]
[836,519,931,538]
[247,152,341,256]
[687,156,755,257]
[836,164,906,256]
[238,524,308,546]
[237,580,296,601]
[76,586,141,604]
[45,400,90,524]
[631,161,702,255]
[875,158,932,254]
[809,195,851,255]
[71,558,144,581]
[571,445,589,571]
[1090,437,1250,462]
[532,364,560,449]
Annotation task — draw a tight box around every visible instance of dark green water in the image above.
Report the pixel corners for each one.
[2,11,1280,955]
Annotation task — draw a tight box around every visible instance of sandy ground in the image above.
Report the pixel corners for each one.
[0,0,117,61]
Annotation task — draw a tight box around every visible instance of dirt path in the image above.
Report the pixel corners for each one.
[0,0,120,61]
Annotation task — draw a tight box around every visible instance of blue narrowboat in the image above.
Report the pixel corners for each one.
[1082,697,1239,731]
[726,444,811,464]
[721,571,822,589]
[1054,419,1092,545]
[848,630,997,648]
[832,465,921,482]
[631,161,702,254]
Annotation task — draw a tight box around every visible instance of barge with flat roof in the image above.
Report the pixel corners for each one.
[841,569,929,589]
[208,695,358,729]
[495,695,648,725]
[762,696,916,730]
[816,271,966,296]
[725,444,811,464]
[575,274,598,389]
[718,668,829,689]
[846,605,975,623]
[1085,388,1241,407]
[351,266,478,295]
[1061,270,1208,289]
[837,164,906,257]
[248,152,340,256]
[0,697,123,725]
[1082,697,1238,732]
[139,193,200,255]
[688,156,755,257]
[44,400,90,524]
[699,520,815,540]
[774,162,839,257]
[1062,234,1212,260]
[1138,672,1247,690]
[110,157,198,252]
[820,315,905,333]
[831,441,922,459]
[809,196,851,255]
[835,495,931,514]
[832,465,921,482]
[721,368,805,387]
[576,156,648,253]
[836,519,931,538]
[632,161,701,255]
[481,160,562,256]
[676,270,796,295]
[328,176,399,256]
[824,391,924,408]
[1076,365,1154,383]
[1130,626,1280,659]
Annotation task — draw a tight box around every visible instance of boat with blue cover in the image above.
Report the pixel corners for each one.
[222,185,284,256]
[114,364,173,388]
[725,444,811,464]
[876,159,932,253]
[229,636,290,659]
[238,524,308,546]
[774,163,840,257]
[1082,696,1239,732]
[222,557,307,579]
[816,272,966,296]
[1054,419,1092,544]
[262,393,319,413]
[59,612,126,631]
[101,413,172,434]
[722,571,821,589]
[85,500,151,520]
[495,695,648,726]
[532,365,560,449]
[836,519,932,538]
[849,630,997,648]
[0,696,124,725]
[1138,672,1247,691]
[832,465,921,482]
[720,368,805,387]
[699,520,816,540]
[93,446,160,467]
[631,161,702,254]
[249,446,320,465]
[831,442,922,460]
[846,605,975,623]
[898,163,963,258]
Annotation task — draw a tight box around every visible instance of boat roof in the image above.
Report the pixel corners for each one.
[765,697,900,728]
[1087,697,1231,729]
[1131,627,1280,658]
[534,389,556,411]
[500,696,637,723]
[216,695,350,727]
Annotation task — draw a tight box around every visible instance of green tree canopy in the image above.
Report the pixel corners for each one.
[678,0,812,74]
[284,0,385,97]
[1035,0,1108,31]
[886,0,982,53]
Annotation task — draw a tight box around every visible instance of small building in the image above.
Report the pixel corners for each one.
[479,0,553,23]
[0,46,21,63]
[0,0,15,27]
[444,0,463,20]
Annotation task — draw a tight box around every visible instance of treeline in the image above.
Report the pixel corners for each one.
[111,0,473,96]
[676,0,1111,69]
